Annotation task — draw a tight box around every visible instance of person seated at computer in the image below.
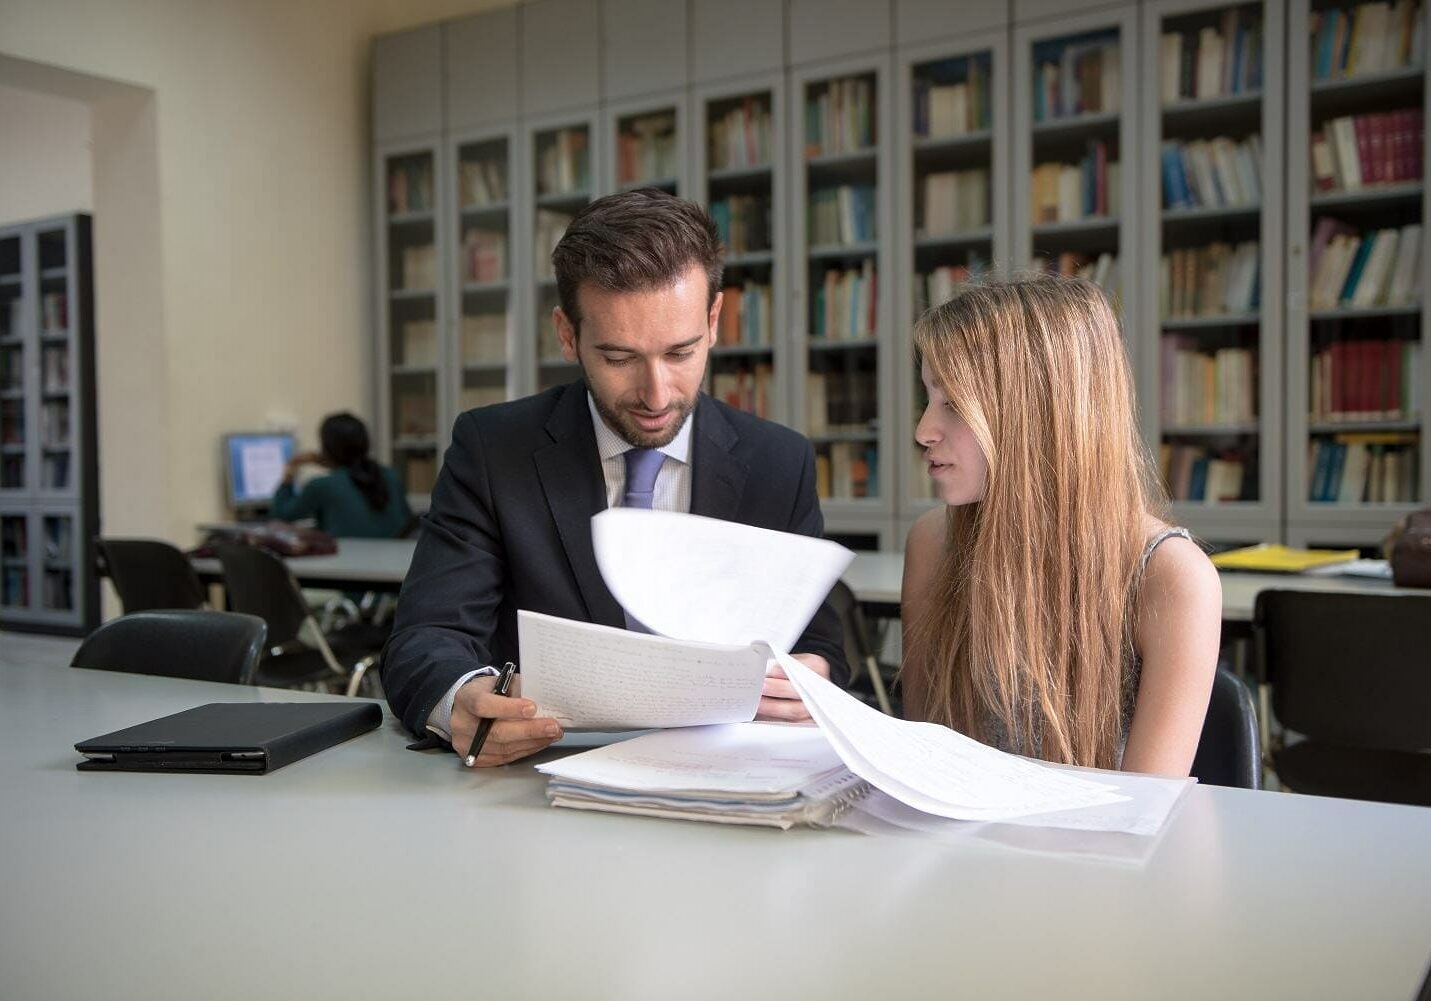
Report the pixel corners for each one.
[900,275,1221,777]
[272,412,411,538]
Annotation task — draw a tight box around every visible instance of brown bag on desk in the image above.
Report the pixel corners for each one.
[1385,509,1431,588]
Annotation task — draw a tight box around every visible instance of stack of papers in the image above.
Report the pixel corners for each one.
[528,509,1191,841]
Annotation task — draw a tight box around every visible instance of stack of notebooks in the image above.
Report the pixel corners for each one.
[526,509,1193,846]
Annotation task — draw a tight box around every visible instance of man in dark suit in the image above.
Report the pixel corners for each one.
[383,188,846,766]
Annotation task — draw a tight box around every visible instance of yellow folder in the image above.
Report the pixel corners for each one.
[1209,543,1360,573]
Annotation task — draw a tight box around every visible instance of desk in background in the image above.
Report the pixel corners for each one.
[2,662,1429,1001]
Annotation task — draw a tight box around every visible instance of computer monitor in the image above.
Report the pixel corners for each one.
[223,432,295,513]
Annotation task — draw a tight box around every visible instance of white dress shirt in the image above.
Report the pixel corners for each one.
[425,392,695,741]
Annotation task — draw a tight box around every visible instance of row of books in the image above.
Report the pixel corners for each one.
[1310,338,1422,421]
[394,392,437,438]
[398,320,437,367]
[915,259,985,313]
[912,59,991,139]
[43,516,72,564]
[533,209,574,280]
[39,401,69,449]
[710,98,773,171]
[461,227,507,284]
[711,365,773,419]
[459,156,508,208]
[1029,251,1121,301]
[1160,444,1251,503]
[1311,109,1423,191]
[617,112,679,187]
[1160,339,1257,426]
[2,568,27,608]
[919,168,990,236]
[1033,38,1120,122]
[462,313,507,366]
[401,454,438,495]
[536,128,590,197]
[809,185,876,246]
[1309,2,1423,82]
[388,158,433,215]
[711,195,772,256]
[1159,11,1264,104]
[1,347,19,390]
[1,516,26,558]
[812,262,878,341]
[0,456,20,490]
[1,400,23,444]
[2,299,20,338]
[816,443,877,500]
[42,454,70,490]
[804,77,876,157]
[717,281,773,348]
[41,292,67,333]
[1160,135,1263,210]
[459,384,505,412]
[805,371,878,435]
[1160,241,1261,319]
[1031,142,1119,223]
[401,244,437,291]
[41,346,69,394]
[1308,221,1421,309]
[1308,433,1420,503]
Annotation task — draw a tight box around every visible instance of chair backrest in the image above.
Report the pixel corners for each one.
[1256,589,1431,751]
[1190,665,1262,789]
[825,579,873,675]
[97,538,206,613]
[71,610,268,685]
[214,542,311,647]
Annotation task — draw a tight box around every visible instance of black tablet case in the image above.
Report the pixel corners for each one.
[75,701,383,774]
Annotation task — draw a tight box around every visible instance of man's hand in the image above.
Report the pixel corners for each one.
[754,653,827,723]
[451,674,563,767]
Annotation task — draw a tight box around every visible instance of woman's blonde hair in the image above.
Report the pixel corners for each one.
[906,275,1165,769]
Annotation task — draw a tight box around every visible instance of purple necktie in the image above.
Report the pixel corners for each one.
[621,448,664,630]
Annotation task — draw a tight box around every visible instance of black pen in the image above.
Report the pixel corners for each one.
[464,661,518,767]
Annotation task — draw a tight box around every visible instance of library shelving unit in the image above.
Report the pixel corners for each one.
[448,126,519,420]
[376,140,447,506]
[603,91,689,196]
[696,71,788,426]
[0,213,98,635]
[526,111,599,395]
[1285,0,1429,547]
[1140,0,1285,545]
[895,29,1011,539]
[1014,6,1141,366]
[790,54,897,546]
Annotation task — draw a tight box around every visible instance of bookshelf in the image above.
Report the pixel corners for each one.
[376,141,446,505]
[1285,0,1429,546]
[790,55,897,541]
[603,93,688,195]
[0,214,98,635]
[526,112,598,396]
[1014,7,1141,362]
[696,72,788,425]
[1140,0,1285,545]
[896,30,1011,538]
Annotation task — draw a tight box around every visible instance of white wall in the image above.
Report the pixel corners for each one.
[0,83,93,224]
[0,0,514,546]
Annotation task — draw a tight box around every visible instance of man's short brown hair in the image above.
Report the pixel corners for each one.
[551,187,724,332]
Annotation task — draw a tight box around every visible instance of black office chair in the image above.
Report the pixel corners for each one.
[1190,664,1262,789]
[1256,589,1431,807]
[97,538,207,613]
[71,609,268,685]
[826,580,894,714]
[215,542,382,696]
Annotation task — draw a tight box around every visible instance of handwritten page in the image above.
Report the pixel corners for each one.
[591,508,854,649]
[774,651,1129,822]
[536,723,846,798]
[518,611,768,730]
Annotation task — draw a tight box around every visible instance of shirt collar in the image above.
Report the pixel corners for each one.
[587,391,694,465]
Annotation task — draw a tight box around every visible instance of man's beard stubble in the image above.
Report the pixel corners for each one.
[582,363,700,450]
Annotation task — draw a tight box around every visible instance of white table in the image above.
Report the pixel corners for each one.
[3,662,1429,1001]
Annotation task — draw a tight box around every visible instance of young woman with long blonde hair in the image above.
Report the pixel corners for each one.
[901,275,1221,775]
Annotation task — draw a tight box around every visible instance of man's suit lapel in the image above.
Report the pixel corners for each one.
[690,396,748,522]
[533,383,627,628]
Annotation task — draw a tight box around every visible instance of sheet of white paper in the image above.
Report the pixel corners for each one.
[774,652,1129,821]
[518,610,768,730]
[1302,558,1393,579]
[536,722,845,797]
[591,508,854,650]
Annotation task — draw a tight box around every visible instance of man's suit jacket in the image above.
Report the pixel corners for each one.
[382,380,849,736]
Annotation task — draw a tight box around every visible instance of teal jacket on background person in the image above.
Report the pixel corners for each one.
[271,467,411,538]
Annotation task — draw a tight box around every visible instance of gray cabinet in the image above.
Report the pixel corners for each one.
[445,9,520,133]
[788,0,892,66]
[521,0,601,115]
[602,0,688,100]
[690,0,787,83]
[373,25,443,142]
